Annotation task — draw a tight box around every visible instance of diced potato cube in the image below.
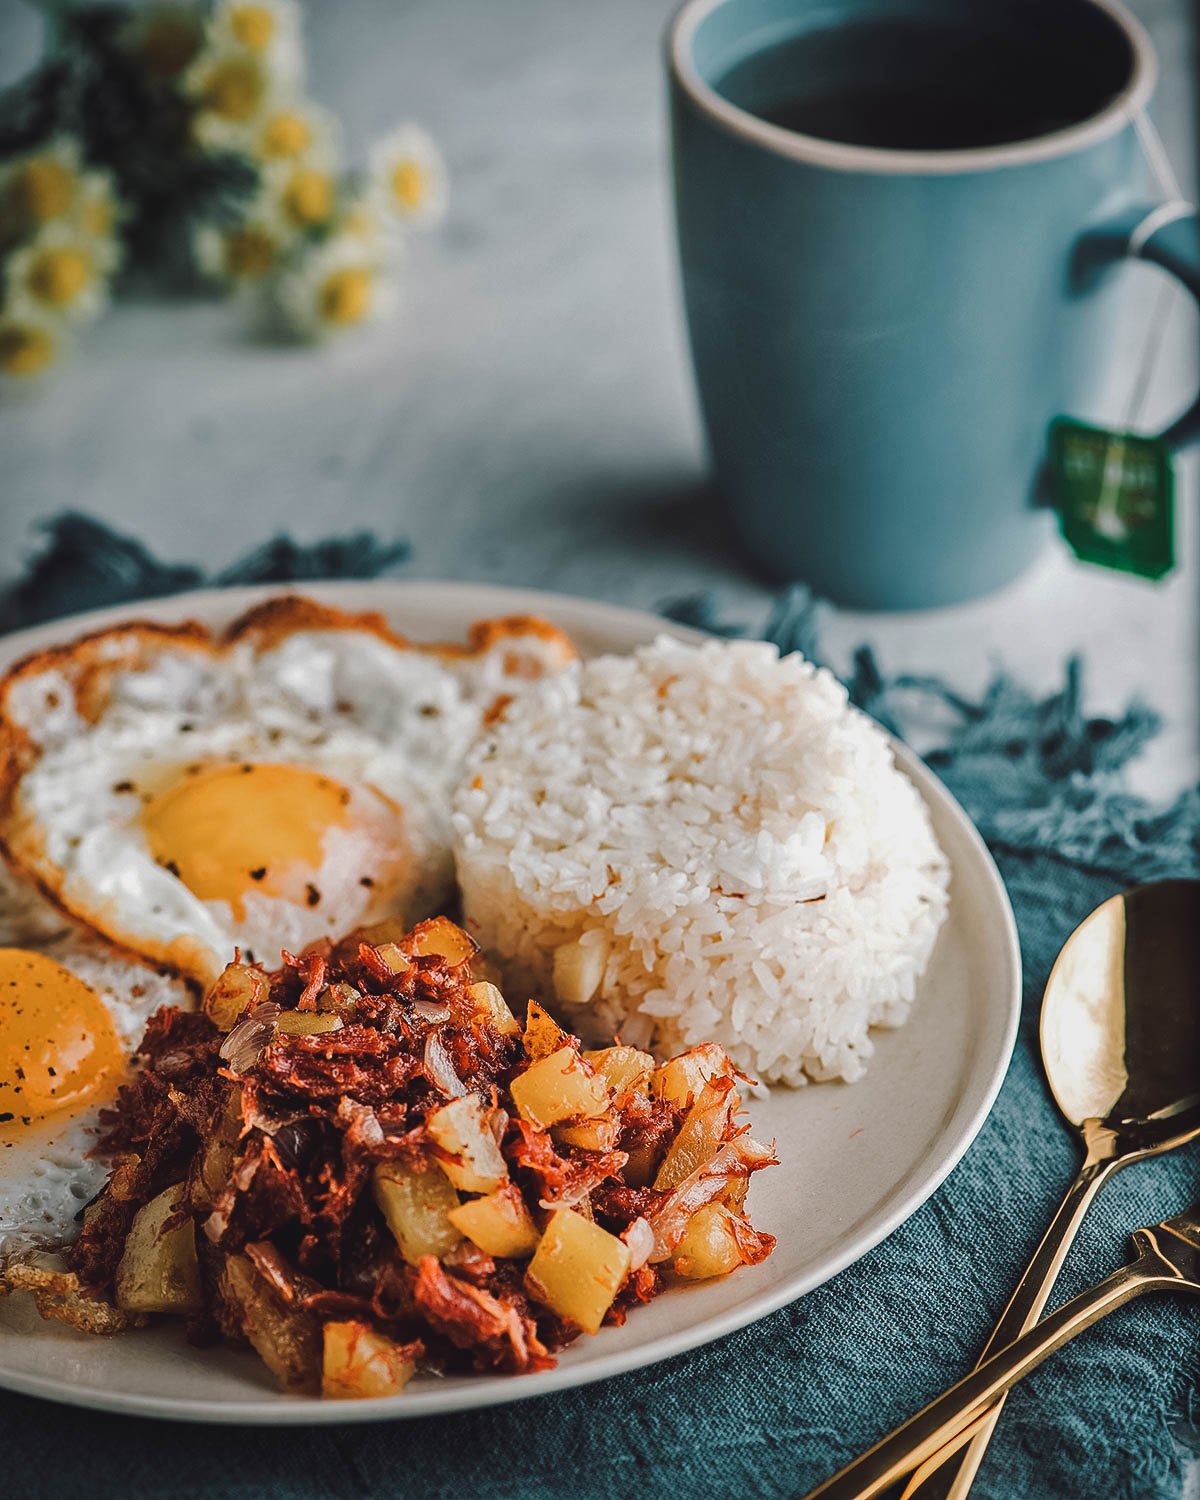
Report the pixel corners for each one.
[221,1254,320,1393]
[203,962,270,1032]
[623,1144,660,1189]
[654,1083,734,1190]
[525,1209,631,1334]
[426,1095,507,1193]
[510,1047,609,1128]
[322,1320,417,1399]
[321,981,361,1015]
[114,1184,202,1314]
[194,1086,243,1210]
[447,1185,539,1258]
[554,1113,621,1152]
[653,1043,737,1110]
[468,981,519,1036]
[584,1045,655,1095]
[276,1011,344,1037]
[373,942,412,975]
[371,1161,461,1265]
[405,916,477,967]
[523,999,569,1060]
[671,1204,743,1280]
[552,935,608,1006]
[349,917,407,950]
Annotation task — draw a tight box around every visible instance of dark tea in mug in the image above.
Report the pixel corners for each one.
[714,7,1133,151]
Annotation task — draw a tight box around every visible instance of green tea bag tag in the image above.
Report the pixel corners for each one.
[1048,417,1175,580]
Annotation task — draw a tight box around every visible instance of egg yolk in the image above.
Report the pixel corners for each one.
[140,763,353,915]
[0,949,123,1131]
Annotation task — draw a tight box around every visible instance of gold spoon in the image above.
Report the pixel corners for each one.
[897,878,1200,1498]
[805,878,1200,1500]
[804,1200,1200,1499]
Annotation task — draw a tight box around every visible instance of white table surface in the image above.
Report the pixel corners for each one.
[0,0,1195,806]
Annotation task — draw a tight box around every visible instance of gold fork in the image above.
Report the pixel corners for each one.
[803,1204,1200,1500]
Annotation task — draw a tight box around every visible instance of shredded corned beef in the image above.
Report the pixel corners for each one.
[411,1256,553,1373]
[67,918,775,1396]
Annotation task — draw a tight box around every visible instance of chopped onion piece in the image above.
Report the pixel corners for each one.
[412,999,451,1024]
[423,1029,468,1097]
[646,1135,777,1262]
[621,1217,655,1272]
[245,1241,301,1305]
[219,1001,281,1074]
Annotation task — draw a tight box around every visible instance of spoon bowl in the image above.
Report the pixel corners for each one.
[1041,879,1200,1151]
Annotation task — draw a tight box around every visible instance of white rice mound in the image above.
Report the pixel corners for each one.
[452,636,950,1087]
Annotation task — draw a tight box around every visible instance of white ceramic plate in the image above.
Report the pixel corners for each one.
[0,580,1020,1424]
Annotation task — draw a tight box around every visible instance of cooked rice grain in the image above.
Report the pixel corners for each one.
[452,637,949,1086]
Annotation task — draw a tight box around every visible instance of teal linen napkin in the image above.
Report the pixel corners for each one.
[1,518,1197,1500]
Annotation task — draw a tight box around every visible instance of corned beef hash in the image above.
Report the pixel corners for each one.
[27,917,775,1397]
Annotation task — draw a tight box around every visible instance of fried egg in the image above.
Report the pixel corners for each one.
[0,928,190,1267]
[0,597,575,983]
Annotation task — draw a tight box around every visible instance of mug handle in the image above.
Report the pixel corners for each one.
[1082,202,1200,447]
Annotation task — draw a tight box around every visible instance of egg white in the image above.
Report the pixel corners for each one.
[8,627,560,980]
[0,930,190,1265]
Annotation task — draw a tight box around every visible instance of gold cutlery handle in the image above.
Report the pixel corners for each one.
[804,1250,1176,1500]
[901,1134,1120,1499]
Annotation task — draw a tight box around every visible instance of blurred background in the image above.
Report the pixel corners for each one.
[0,0,1195,792]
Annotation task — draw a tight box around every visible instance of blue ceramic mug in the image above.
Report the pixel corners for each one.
[667,0,1199,608]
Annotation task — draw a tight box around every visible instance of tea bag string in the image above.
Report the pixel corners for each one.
[1092,111,1191,536]
[1122,110,1191,434]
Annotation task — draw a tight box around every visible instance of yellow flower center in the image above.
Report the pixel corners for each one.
[10,159,75,224]
[320,267,372,326]
[29,247,92,307]
[230,5,276,50]
[283,169,334,227]
[224,225,277,278]
[0,323,55,376]
[201,57,266,122]
[261,112,312,159]
[139,13,202,78]
[80,194,114,237]
[391,161,427,211]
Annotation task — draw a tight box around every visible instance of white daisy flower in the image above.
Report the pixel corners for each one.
[193,215,294,288]
[194,96,340,169]
[0,312,64,383]
[120,4,205,84]
[183,42,275,130]
[258,158,341,234]
[0,137,84,246]
[72,169,125,244]
[368,124,448,229]
[274,231,395,340]
[5,221,121,326]
[208,0,304,84]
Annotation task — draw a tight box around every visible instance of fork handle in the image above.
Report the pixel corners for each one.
[901,1135,1121,1499]
[803,1249,1177,1500]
